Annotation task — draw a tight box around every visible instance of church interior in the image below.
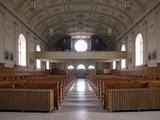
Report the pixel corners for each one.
[0,0,160,120]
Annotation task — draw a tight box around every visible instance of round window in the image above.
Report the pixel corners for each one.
[74,40,88,52]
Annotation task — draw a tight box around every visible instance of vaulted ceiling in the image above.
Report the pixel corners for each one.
[10,0,159,47]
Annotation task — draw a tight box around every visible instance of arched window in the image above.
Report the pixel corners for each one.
[46,61,50,70]
[88,65,95,69]
[121,44,126,69]
[18,34,26,66]
[135,33,143,66]
[112,61,116,70]
[77,64,85,70]
[67,65,74,70]
[36,45,41,69]
[74,40,88,52]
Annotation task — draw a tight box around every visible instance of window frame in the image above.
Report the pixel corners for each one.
[36,45,41,69]
[135,33,144,66]
[112,61,116,70]
[121,44,126,69]
[18,34,26,66]
[77,64,86,70]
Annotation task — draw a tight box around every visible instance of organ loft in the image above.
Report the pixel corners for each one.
[0,0,160,120]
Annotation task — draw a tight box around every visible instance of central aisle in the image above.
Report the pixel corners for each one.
[1,79,160,120]
[59,79,103,112]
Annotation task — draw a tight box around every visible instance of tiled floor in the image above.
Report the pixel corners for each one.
[0,79,160,120]
[59,79,103,112]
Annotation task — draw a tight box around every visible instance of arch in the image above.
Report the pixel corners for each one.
[77,64,86,70]
[135,33,143,66]
[41,20,120,37]
[121,44,126,51]
[35,11,127,31]
[67,65,74,70]
[18,33,26,66]
[88,65,95,70]
[121,44,126,69]
[29,2,134,22]
[36,45,41,51]
[112,61,116,70]
[36,45,41,69]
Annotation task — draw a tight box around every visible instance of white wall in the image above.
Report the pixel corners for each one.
[112,4,160,68]
[0,6,48,68]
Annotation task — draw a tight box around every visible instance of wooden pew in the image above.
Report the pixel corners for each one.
[0,89,54,112]
[0,63,76,112]
[0,82,14,88]
[107,88,160,112]
[87,73,160,112]
[14,82,59,110]
[0,74,75,111]
[103,81,147,110]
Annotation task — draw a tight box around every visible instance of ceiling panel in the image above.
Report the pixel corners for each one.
[9,0,160,48]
